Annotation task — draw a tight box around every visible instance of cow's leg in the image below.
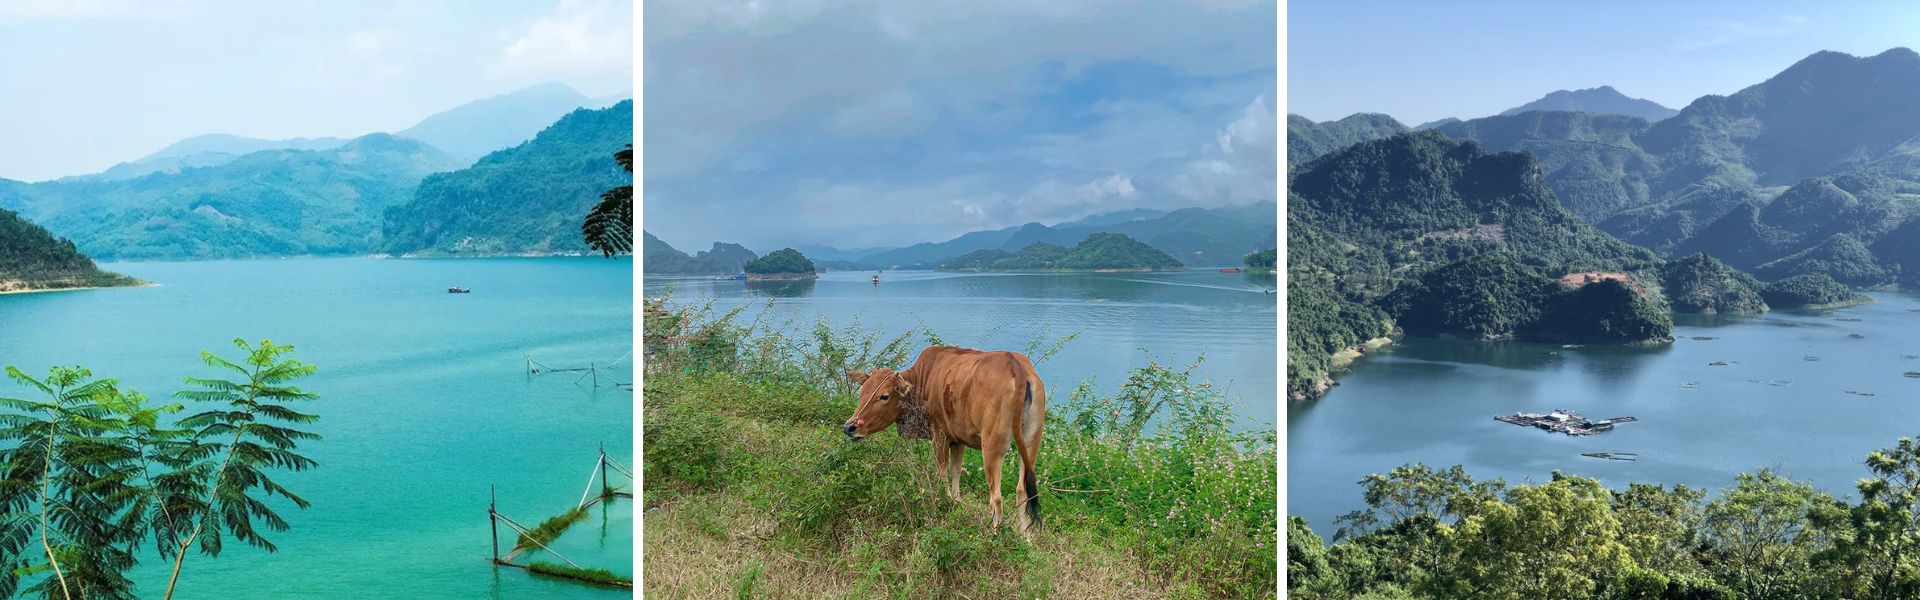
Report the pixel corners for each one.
[931,430,950,497]
[981,432,1007,530]
[946,443,963,500]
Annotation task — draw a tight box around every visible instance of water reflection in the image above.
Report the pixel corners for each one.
[743,278,817,298]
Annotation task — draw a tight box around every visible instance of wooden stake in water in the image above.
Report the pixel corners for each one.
[489,485,500,562]
[599,443,610,498]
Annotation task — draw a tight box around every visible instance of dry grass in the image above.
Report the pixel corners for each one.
[643,488,1169,600]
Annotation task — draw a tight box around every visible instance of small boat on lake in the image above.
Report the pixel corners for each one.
[448,287,471,294]
[1219,268,1242,273]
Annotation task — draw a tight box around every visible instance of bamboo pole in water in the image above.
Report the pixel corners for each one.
[489,486,500,562]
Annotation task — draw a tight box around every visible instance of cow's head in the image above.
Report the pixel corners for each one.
[842,368,914,441]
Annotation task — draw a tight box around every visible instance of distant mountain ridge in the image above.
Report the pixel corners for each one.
[382,100,634,256]
[73,134,352,182]
[1287,113,1408,164]
[853,203,1276,269]
[1426,48,1920,287]
[644,232,758,274]
[396,82,594,164]
[1,134,463,259]
[1499,86,1678,122]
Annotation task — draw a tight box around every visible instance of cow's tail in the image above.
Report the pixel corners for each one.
[1021,380,1042,528]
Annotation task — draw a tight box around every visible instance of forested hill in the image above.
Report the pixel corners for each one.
[381,100,633,256]
[0,195,139,291]
[1287,113,1408,164]
[1427,48,1920,288]
[643,232,759,275]
[0,134,462,260]
[856,203,1274,269]
[936,232,1185,271]
[1497,85,1678,121]
[1287,131,1667,401]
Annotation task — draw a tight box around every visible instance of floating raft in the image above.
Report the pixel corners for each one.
[1582,452,1639,461]
[1495,409,1636,436]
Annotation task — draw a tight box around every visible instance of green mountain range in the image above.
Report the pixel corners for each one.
[937,232,1184,271]
[1498,86,1678,121]
[381,100,633,256]
[1287,113,1408,164]
[1287,131,1668,400]
[855,203,1274,269]
[1425,48,1920,286]
[643,232,758,275]
[0,134,462,259]
[395,82,600,164]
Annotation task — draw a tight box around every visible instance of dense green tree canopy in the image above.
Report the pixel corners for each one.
[1762,274,1868,308]
[384,100,634,256]
[742,248,816,275]
[1290,435,1920,600]
[935,233,1183,271]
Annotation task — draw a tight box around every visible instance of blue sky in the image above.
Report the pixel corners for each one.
[643,0,1277,252]
[1290,0,1920,126]
[0,0,632,182]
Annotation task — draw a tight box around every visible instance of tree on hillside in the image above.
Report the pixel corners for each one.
[583,144,633,257]
[743,248,817,275]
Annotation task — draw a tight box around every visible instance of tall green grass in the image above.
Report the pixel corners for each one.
[643,294,1276,598]
[517,506,590,551]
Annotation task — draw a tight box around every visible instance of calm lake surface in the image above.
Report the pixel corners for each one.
[1289,292,1920,533]
[0,257,632,599]
[645,270,1279,428]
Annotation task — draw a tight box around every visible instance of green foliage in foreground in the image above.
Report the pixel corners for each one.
[742,248,817,275]
[0,340,319,600]
[525,561,630,587]
[1762,273,1870,308]
[643,296,1275,598]
[1290,435,1920,600]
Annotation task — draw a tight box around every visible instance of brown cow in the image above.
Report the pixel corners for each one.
[842,346,1047,534]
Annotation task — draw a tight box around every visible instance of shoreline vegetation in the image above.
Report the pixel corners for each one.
[742,248,820,281]
[642,295,1275,598]
[1291,435,1920,600]
[937,233,1187,273]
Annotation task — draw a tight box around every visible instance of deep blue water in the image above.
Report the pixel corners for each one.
[1290,293,1920,535]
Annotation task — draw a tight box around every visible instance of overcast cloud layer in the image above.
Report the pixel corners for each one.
[643,0,1276,252]
[0,0,632,182]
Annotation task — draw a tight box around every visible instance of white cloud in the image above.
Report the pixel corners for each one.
[496,0,632,78]
[1016,174,1138,221]
[1166,95,1276,203]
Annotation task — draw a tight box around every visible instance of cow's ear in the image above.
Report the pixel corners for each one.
[846,370,869,384]
[898,379,914,397]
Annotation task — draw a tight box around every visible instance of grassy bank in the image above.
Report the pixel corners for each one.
[642,298,1276,598]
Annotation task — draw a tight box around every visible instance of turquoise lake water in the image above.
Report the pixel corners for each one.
[1289,293,1920,535]
[644,270,1278,429]
[0,257,632,599]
